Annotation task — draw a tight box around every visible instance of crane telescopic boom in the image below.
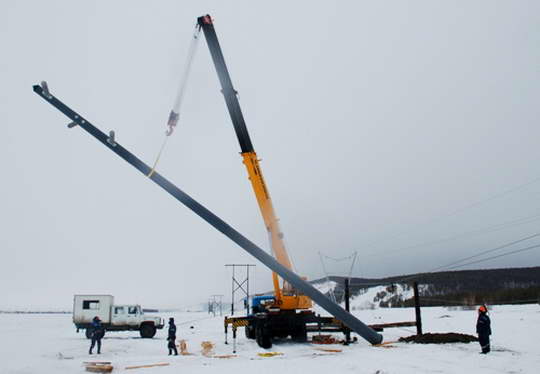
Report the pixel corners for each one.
[197,14,308,309]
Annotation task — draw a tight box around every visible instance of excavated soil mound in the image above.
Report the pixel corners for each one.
[399,333,478,344]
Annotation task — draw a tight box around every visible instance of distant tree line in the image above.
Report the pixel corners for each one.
[314,266,540,307]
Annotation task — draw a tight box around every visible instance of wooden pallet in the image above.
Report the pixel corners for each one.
[84,362,113,373]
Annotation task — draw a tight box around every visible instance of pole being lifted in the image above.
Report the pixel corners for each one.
[33,81,383,345]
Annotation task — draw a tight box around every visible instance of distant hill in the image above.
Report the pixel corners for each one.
[311,266,540,308]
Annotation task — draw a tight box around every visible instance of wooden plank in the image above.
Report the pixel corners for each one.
[83,362,112,365]
[369,321,416,330]
[125,363,170,370]
[374,340,399,347]
[85,365,113,373]
[315,348,342,353]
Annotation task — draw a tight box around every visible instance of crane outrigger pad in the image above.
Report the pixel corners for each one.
[33,82,383,346]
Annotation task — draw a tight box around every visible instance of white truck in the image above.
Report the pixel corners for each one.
[73,295,164,339]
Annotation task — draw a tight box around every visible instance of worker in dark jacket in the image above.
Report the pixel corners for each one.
[89,316,105,354]
[167,317,178,356]
[476,305,491,354]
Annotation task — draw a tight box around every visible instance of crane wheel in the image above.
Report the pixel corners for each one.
[291,325,307,342]
[245,325,256,339]
[256,325,272,349]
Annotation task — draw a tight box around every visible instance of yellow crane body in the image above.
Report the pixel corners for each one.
[241,151,312,310]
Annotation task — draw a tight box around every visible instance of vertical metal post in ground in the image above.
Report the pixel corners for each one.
[413,281,422,335]
[209,295,223,317]
[231,265,235,315]
[246,266,250,315]
[344,278,351,344]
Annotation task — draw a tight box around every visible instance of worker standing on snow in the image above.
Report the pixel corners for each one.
[167,318,178,356]
[89,316,105,355]
[476,305,491,354]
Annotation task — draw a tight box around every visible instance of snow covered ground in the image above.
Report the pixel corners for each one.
[1,304,539,373]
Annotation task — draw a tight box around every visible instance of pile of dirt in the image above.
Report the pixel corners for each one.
[312,335,340,344]
[399,333,478,344]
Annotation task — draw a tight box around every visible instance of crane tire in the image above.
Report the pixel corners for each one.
[245,325,256,339]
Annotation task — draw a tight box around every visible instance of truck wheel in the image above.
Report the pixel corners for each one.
[291,324,307,342]
[245,324,256,339]
[140,324,156,338]
[85,328,94,339]
[255,325,272,349]
[260,327,272,349]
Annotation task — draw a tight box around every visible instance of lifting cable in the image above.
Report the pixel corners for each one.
[147,24,202,177]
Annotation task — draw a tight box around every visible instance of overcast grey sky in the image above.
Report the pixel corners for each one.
[1,1,539,309]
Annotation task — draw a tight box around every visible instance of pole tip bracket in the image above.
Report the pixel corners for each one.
[107,130,117,147]
[40,81,53,99]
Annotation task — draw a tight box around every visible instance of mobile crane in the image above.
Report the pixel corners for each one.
[198,15,310,311]
[197,15,312,310]
[32,14,383,350]
[197,15,340,348]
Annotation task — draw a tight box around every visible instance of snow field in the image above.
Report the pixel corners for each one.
[0,304,539,373]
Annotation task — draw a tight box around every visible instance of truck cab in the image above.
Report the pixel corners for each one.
[112,305,144,326]
[251,295,276,314]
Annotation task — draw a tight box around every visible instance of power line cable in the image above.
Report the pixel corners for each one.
[441,243,540,271]
[360,174,540,255]
[321,253,357,262]
[430,232,540,272]
[349,232,540,286]
[420,297,539,305]
[345,232,540,288]
[366,212,540,259]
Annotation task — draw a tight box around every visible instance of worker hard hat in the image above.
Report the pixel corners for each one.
[478,305,487,313]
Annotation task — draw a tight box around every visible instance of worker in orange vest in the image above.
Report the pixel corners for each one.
[476,305,491,354]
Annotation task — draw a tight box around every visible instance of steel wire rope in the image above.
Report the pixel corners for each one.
[148,24,201,177]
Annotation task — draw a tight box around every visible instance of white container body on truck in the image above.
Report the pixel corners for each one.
[73,295,114,325]
[73,295,164,339]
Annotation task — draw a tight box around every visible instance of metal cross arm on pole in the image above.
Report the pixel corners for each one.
[32,82,383,345]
